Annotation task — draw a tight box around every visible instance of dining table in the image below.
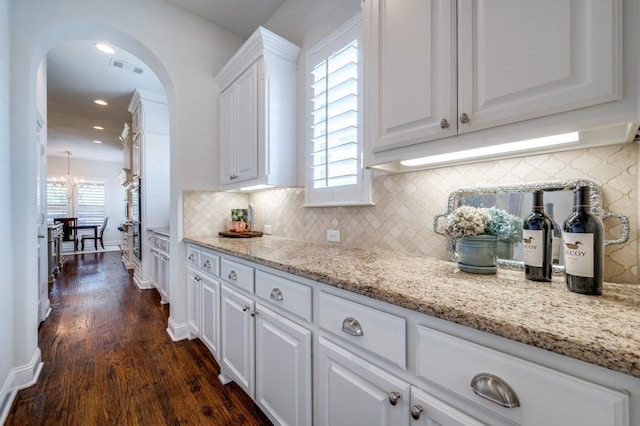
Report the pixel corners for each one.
[71,224,99,251]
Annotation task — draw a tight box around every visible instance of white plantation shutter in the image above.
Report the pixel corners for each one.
[76,177,106,226]
[47,177,68,223]
[306,14,371,206]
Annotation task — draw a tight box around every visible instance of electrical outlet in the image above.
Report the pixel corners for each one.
[263,224,272,235]
[326,230,340,243]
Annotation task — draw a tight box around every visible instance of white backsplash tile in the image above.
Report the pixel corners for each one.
[184,143,638,283]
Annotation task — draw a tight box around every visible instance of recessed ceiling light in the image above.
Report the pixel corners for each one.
[95,43,115,54]
[93,125,104,130]
[93,140,103,144]
[93,99,108,106]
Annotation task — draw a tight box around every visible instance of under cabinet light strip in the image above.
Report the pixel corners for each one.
[400,132,580,167]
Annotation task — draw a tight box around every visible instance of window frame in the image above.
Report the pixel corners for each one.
[304,12,372,207]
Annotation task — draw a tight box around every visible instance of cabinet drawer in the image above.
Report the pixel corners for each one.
[319,291,406,369]
[186,245,200,268]
[255,271,312,323]
[415,326,628,426]
[221,258,254,293]
[200,251,220,277]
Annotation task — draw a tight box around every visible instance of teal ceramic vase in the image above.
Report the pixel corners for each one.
[497,240,514,260]
[456,235,498,274]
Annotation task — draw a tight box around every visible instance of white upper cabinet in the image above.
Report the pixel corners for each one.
[364,0,631,169]
[215,27,300,191]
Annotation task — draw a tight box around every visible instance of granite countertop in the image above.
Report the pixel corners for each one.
[148,227,170,237]
[184,235,640,379]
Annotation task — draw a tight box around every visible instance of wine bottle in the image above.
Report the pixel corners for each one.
[545,202,562,264]
[562,186,604,295]
[523,190,553,281]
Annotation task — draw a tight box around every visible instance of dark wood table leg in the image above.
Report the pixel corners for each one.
[94,227,98,250]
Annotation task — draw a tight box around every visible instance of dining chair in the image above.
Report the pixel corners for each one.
[81,217,109,251]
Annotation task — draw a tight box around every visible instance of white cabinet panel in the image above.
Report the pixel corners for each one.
[187,268,201,337]
[415,325,629,426]
[410,386,486,426]
[457,0,621,134]
[317,337,410,426]
[220,284,255,397]
[366,0,456,151]
[200,275,220,358]
[256,304,312,426]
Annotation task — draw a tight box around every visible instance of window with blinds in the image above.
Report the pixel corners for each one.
[306,13,371,207]
[46,175,106,225]
[46,177,68,223]
[76,177,106,226]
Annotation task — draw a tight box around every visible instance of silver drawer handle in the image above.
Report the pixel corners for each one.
[188,254,195,261]
[341,317,363,337]
[411,405,423,420]
[388,391,401,406]
[470,373,520,408]
[270,288,283,301]
[203,259,211,269]
[242,306,250,312]
[228,270,237,280]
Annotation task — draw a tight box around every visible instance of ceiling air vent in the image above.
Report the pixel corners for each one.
[109,58,144,75]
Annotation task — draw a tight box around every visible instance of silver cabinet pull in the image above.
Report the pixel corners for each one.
[470,373,520,408]
[228,270,237,280]
[203,259,211,269]
[188,253,195,261]
[459,112,470,124]
[242,306,250,312]
[341,317,363,337]
[440,118,449,129]
[411,404,423,420]
[388,391,401,406]
[270,288,283,301]
[250,311,257,317]
[230,174,238,180]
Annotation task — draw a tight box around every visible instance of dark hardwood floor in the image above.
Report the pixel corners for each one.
[6,251,272,425]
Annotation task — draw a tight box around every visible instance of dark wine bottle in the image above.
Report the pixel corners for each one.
[562,186,604,295]
[523,190,553,281]
[545,202,562,264]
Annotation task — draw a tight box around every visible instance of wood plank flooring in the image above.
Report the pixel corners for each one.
[6,251,272,425]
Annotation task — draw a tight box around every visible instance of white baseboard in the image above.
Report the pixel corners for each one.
[0,349,43,424]
[134,275,154,290]
[166,317,191,342]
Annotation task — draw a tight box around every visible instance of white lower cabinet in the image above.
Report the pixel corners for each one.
[318,337,411,426]
[187,267,201,337]
[186,245,636,426]
[200,275,220,358]
[255,304,311,426]
[220,284,255,396]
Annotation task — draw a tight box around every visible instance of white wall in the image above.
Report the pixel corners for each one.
[47,157,127,247]
[0,0,14,418]
[8,0,243,405]
[264,0,363,185]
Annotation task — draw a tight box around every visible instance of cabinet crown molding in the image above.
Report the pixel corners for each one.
[127,88,168,113]
[215,26,300,91]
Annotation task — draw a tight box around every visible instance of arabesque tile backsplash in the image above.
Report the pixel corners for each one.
[184,143,638,283]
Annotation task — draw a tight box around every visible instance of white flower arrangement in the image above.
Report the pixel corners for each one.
[445,205,523,242]
[445,205,492,240]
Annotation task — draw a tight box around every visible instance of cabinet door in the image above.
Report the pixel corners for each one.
[186,268,201,337]
[159,254,169,303]
[201,275,220,358]
[365,0,456,152]
[317,337,410,426]
[457,0,621,134]
[220,63,259,186]
[410,387,485,426]
[221,285,255,397]
[255,304,312,426]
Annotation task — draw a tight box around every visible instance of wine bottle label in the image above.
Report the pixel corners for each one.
[562,232,594,278]
[523,230,544,267]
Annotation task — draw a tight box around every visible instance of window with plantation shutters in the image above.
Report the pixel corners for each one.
[46,175,106,225]
[305,13,371,207]
[46,177,69,223]
[76,177,106,226]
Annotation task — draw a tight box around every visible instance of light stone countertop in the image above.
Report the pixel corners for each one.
[184,235,640,379]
